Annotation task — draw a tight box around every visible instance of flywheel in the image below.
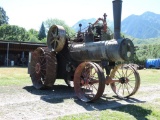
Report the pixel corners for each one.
[30,47,57,89]
[47,25,66,52]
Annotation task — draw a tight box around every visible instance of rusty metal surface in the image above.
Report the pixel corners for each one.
[110,64,140,98]
[30,47,57,89]
[70,38,134,62]
[69,0,134,63]
[74,62,105,102]
[92,13,107,33]
[105,76,119,85]
[27,0,140,103]
[47,25,66,52]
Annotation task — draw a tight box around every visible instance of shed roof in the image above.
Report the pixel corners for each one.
[0,40,47,51]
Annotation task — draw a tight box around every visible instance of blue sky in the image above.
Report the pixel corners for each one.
[0,0,160,30]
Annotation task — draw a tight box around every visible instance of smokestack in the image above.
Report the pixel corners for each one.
[112,0,122,39]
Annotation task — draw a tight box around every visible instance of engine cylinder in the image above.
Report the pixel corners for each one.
[69,38,134,62]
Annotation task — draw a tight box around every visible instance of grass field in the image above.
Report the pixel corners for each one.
[138,69,160,85]
[0,67,160,86]
[0,67,31,86]
[0,67,160,120]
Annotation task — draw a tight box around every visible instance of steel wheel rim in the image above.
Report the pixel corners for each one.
[30,47,57,89]
[110,64,140,98]
[30,48,46,89]
[74,62,105,102]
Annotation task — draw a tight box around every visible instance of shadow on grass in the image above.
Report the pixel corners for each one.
[112,95,146,103]
[110,96,151,119]
[113,104,152,120]
[24,85,150,119]
[74,95,146,110]
[23,85,75,103]
[74,97,151,119]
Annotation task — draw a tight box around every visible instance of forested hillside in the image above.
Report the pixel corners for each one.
[134,44,160,64]
[124,35,160,64]
[122,11,160,39]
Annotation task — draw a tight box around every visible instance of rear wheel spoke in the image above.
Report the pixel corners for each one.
[74,62,105,102]
[30,47,57,89]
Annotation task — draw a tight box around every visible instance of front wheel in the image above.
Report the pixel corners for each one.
[110,64,140,98]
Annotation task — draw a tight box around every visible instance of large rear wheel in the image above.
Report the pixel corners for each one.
[30,47,57,89]
[74,62,105,102]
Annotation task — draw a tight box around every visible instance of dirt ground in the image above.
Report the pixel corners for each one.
[0,82,160,120]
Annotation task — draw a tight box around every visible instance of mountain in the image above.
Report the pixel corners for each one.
[72,18,113,32]
[72,11,160,39]
[123,34,160,45]
[72,18,96,32]
[121,11,160,39]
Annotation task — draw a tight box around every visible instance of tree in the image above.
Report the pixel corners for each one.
[44,18,76,38]
[134,44,160,65]
[0,24,46,43]
[28,29,38,37]
[0,7,9,26]
[38,22,46,40]
[28,28,46,43]
[0,24,29,41]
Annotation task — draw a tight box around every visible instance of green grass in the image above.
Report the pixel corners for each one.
[57,110,136,120]
[57,99,160,120]
[0,67,31,86]
[138,69,160,86]
[1,67,159,86]
[0,67,68,86]
[114,102,160,120]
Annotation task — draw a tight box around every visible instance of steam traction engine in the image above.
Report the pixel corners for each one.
[28,0,140,102]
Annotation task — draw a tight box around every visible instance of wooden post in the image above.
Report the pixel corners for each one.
[6,43,9,66]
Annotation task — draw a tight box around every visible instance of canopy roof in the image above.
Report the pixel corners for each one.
[0,40,47,51]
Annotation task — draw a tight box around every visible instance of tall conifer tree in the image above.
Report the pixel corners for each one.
[38,22,46,40]
[0,7,9,26]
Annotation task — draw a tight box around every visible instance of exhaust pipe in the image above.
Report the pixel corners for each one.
[112,0,122,39]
